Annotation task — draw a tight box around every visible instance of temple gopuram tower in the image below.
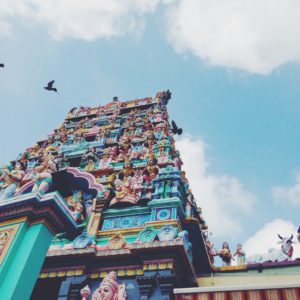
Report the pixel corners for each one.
[0,91,208,299]
[1,91,300,299]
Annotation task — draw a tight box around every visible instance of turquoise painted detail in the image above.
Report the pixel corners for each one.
[102,215,150,230]
[156,208,171,221]
[157,225,178,241]
[0,222,53,300]
[73,231,94,249]
[103,206,150,217]
[171,207,177,219]
[178,230,193,262]
[137,227,157,243]
[148,197,185,219]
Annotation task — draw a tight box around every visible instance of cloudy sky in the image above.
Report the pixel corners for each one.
[1,0,300,264]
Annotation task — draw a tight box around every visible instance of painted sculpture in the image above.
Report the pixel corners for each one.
[233,243,246,265]
[247,234,296,264]
[32,154,56,193]
[80,272,126,300]
[218,242,232,266]
[0,161,26,201]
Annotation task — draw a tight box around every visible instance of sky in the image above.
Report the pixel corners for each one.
[1,0,300,264]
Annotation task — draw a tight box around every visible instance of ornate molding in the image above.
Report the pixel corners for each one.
[0,224,19,265]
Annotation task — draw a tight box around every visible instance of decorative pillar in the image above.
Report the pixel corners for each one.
[136,275,156,300]
[0,192,77,300]
[87,198,107,236]
[58,275,87,300]
[157,274,177,300]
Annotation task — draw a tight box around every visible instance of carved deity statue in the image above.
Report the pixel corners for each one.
[0,161,26,201]
[80,271,126,300]
[99,154,112,170]
[218,242,232,266]
[66,190,85,223]
[110,162,140,207]
[32,154,57,193]
[157,147,169,165]
[233,243,246,265]
[142,156,159,183]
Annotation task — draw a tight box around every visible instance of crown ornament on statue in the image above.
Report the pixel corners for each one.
[81,271,126,300]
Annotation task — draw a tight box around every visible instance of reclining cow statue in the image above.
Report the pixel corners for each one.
[247,234,295,264]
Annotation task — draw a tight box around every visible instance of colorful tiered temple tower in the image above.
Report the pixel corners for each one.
[1,91,300,300]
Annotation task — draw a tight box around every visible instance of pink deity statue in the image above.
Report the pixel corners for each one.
[131,169,143,191]
[99,154,112,170]
[110,177,137,207]
[157,147,169,165]
[116,150,126,163]
[142,156,159,182]
[153,111,164,123]
[110,163,139,206]
[80,271,126,300]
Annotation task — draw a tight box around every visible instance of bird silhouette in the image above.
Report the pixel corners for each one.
[44,80,58,93]
[171,120,183,135]
[0,63,4,68]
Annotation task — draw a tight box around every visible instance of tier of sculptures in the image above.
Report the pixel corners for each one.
[0,92,202,224]
[205,233,297,266]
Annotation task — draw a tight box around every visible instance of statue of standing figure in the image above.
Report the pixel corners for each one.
[32,154,57,193]
[0,161,26,201]
[218,242,232,266]
[80,271,126,300]
[234,243,246,265]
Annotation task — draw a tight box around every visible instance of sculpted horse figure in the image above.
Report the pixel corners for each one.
[247,234,295,264]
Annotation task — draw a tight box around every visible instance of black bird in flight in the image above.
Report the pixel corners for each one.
[171,120,183,135]
[0,63,4,68]
[44,80,58,93]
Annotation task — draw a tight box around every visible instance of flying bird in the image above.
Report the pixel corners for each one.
[171,120,183,135]
[0,63,4,68]
[44,80,58,93]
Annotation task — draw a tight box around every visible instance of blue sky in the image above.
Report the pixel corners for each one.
[1,0,300,262]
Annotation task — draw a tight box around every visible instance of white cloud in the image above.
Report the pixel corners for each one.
[272,173,300,206]
[165,0,300,74]
[1,1,300,74]
[0,0,160,40]
[243,219,300,258]
[176,135,255,238]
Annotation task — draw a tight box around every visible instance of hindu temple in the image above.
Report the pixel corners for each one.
[0,91,299,300]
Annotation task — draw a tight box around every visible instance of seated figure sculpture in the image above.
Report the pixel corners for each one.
[66,190,85,223]
[157,147,169,165]
[110,162,138,207]
[99,153,112,170]
[0,161,26,201]
[142,156,159,183]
